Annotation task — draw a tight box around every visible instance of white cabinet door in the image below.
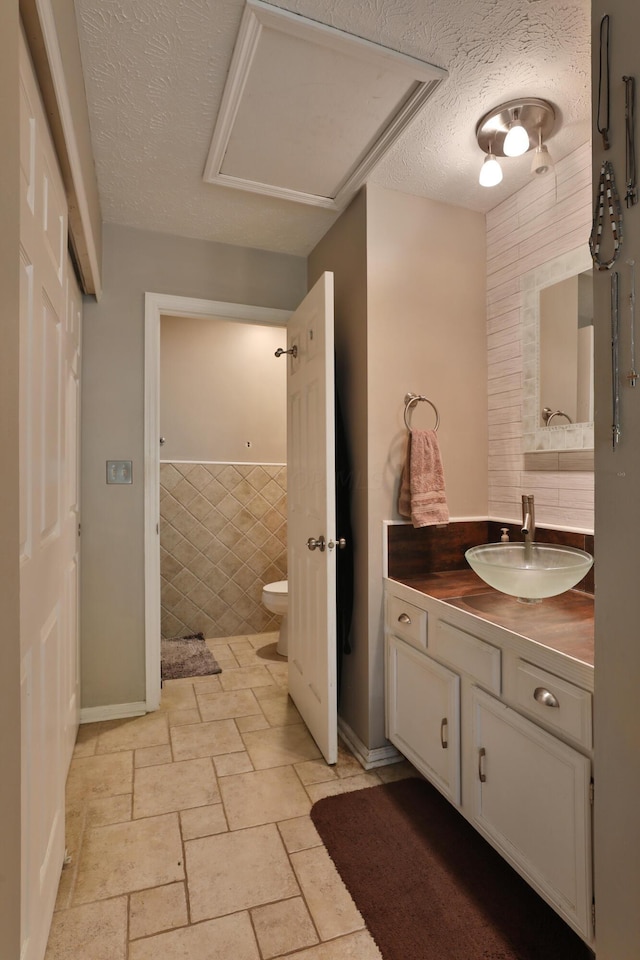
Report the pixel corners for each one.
[472,687,593,943]
[386,635,460,803]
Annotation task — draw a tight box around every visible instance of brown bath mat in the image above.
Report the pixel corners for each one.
[161,634,222,681]
[310,777,593,960]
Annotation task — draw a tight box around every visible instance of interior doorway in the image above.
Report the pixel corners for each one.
[144,294,291,710]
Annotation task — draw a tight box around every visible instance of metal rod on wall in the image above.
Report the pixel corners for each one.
[612,270,621,447]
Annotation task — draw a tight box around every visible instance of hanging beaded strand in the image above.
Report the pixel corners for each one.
[590,160,624,270]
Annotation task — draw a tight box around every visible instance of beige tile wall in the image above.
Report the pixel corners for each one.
[160,463,287,639]
[486,142,595,532]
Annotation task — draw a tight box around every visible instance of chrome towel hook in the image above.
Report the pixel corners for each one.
[403,392,440,431]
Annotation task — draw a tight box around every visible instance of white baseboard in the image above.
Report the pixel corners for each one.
[338,716,402,770]
[80,701,147,724]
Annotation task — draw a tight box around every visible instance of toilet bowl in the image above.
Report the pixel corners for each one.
[262,580,288,657]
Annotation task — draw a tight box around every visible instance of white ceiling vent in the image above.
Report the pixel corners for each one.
[203,0,447,210]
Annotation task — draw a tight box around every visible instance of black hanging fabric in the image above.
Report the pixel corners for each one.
[335,386,354,704]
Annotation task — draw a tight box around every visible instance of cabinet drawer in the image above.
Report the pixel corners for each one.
[514,660,592,749]
[431,619,501,693]
[386,595,427,651]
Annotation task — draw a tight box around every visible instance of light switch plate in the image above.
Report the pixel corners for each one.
[107,460,133,484]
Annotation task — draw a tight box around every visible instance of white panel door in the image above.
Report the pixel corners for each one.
[19,32,80,960]
[62,269,82,767]
[286,273,337,764]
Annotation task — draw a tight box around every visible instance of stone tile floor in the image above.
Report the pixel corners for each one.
[46,632,416,959]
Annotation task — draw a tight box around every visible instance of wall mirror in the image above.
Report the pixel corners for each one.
[522,245,594,457]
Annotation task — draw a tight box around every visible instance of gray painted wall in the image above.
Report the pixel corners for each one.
[592,1,640,955]
[81,223,306,709]
[308,190,371,748]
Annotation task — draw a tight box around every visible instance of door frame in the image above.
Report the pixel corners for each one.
[143,292,292,710]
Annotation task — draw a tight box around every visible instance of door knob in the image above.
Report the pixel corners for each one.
[307,536,326,552]
[327,538,347,550]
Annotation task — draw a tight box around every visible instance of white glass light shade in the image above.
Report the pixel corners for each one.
[479,153,503,187]
[503,122,530,157]
[531,143,554,176]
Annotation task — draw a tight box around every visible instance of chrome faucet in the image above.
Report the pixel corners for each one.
[521,494,535,545]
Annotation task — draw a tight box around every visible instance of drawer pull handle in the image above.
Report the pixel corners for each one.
[478,747,487,782]
[533,686,560,708]
[440,718,448,749]
[397,613,412,625]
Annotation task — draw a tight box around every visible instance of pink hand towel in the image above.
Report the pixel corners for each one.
[398,435,413,520]
[398,430,449,527]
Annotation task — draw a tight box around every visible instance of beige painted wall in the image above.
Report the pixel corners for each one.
[81,224,306,709]
[0,4,23,955]
[160,314,286,464]
[592,1,640,955]
[309,185,487,750]
[366,184,487,746]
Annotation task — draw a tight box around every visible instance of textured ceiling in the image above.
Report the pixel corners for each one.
[74,0,591,256]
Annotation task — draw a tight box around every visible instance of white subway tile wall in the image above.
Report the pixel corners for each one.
[486,143,595,532]
[160,463,287,639]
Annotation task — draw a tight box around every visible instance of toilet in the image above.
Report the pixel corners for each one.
[261,580,288,657]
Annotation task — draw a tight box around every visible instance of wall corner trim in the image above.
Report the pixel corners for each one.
[29,0,102,296]
[80,702,147,724]
[338,716,402,770]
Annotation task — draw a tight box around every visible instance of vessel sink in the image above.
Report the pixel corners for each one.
[465,542,593,601]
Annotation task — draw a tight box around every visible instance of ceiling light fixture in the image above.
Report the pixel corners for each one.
[479,146,503,187]
[475,98,556,187]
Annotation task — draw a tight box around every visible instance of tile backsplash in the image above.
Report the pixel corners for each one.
[387,520,594,595]
[160,462,287,639]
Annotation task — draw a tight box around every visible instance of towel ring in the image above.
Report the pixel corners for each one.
[404,392,440,432]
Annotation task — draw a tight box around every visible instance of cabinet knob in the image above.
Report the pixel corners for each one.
[533,686,560,708]
[397,612,412,625]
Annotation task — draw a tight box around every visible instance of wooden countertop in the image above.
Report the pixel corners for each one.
[390,570,594,667]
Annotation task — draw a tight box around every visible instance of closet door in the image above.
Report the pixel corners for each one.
[19,30,80,960]
[62,267,82,766]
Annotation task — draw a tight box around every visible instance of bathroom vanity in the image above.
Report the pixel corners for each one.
[384,570,594,946]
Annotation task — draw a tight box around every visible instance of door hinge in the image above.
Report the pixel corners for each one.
[589,778,594,805]
[77,522,81,537]
[156,523,159,535]
[591,898,596,934]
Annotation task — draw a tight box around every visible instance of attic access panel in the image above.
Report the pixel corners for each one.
[203,0,447,210]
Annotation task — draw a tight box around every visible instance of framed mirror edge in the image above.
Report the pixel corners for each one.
[522,243,594,457]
